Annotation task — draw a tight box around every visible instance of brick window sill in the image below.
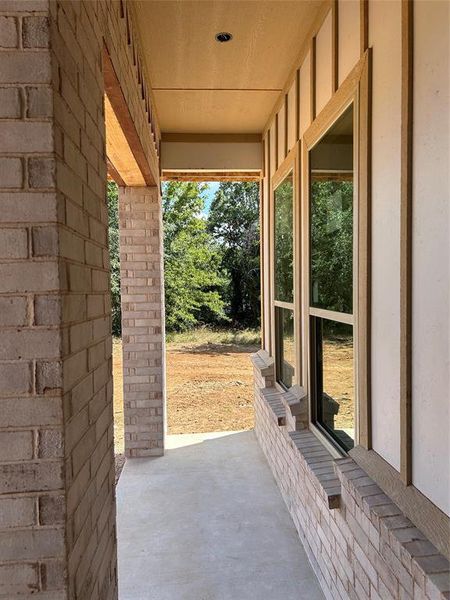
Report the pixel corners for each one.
[252,351,342,510]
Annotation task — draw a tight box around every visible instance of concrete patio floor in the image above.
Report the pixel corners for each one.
[117,430,324,600]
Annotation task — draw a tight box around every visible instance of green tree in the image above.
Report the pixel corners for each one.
[310,180,353,314]
[274,176,294,303]
[107,182,122,336]
[208,182,260,327]
[163,181,226,331]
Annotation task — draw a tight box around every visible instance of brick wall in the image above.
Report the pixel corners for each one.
[253,357,450,600]
[49,0,117,596]
[119,186,165,458]
[0,1,66,596]
[0,0,162,598]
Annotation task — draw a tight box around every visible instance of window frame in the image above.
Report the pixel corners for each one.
[309,102,358,452]
[270,144,301,392]
[301,52,371,455]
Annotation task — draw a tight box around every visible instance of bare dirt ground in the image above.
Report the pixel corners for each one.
[113,329,259,455]
[113,338,125,455]
[323,337,354,430]
[113,329,354,456]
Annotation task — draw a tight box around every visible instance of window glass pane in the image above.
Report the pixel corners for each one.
[275,306,296,388]
[310,104,353,314]
[313,318,354,450]
[274,173,294,303]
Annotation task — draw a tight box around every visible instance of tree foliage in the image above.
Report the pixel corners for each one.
[273,177,294,303]
[163,181,226,331]
[107,181,121,336]
[310,180,353,314]
[208,182,260,327]
[107,180,261,335]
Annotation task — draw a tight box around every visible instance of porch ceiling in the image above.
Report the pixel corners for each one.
[133,0,324,134]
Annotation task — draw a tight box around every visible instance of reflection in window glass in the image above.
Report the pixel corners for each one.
[310,105,353,314]
[274,173,294,303]
[313,318,354,450]
[275,306,296,388]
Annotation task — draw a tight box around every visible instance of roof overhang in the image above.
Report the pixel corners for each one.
[133,0,325,136]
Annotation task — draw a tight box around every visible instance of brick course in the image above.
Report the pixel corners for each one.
[252,354,450,600]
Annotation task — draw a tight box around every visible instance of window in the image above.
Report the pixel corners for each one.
[273,168,296,389]
[274,173,294,303]
[309,104,355,451]
[275,306,295,388]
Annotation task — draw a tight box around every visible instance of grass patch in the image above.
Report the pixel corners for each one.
[165,326,261,347]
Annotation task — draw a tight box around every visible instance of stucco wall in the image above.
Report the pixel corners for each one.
[369,0,402,472]
[260,0,449,516]
[411,0,450,516]
[315,9,333,115]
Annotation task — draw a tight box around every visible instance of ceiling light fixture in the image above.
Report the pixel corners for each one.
[215,32,233,43]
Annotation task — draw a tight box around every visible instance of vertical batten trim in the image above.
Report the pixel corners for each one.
[360,0,369,55]
[267,129,272,352]
[358,49,372,449]
[260,142,265,350]
[332,0,339,91]
[125,7,131,45]
[296,69,300,142]
[284,93,289,157]
[275,112,279,171]
[310,37,316,121]
[400,0,414,485]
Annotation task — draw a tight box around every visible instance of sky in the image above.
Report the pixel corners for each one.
[161,180,220,217]
[203,182,219,213]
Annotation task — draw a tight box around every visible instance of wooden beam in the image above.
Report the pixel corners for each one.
[161,133,261,144]
[104,94,146,186]
[161,170,261,182]
[103,45,157,186]
[400,0,414,486]
[107,158,126,187]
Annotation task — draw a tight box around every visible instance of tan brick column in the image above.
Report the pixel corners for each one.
[0,1,118,598]
[0,2,67,596]
[119,187,166,458]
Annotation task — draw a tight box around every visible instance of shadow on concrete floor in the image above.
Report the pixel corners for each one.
[117,430,324,600]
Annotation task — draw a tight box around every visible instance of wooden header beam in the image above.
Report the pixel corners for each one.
[161,170,261,182]
[103,46,158,186]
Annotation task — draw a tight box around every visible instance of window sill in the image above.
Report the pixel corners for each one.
[251,349,273,376]
[262,388,286,426]
[309,422,346,461]
[253,351,341,509]
[288,429,342,509]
